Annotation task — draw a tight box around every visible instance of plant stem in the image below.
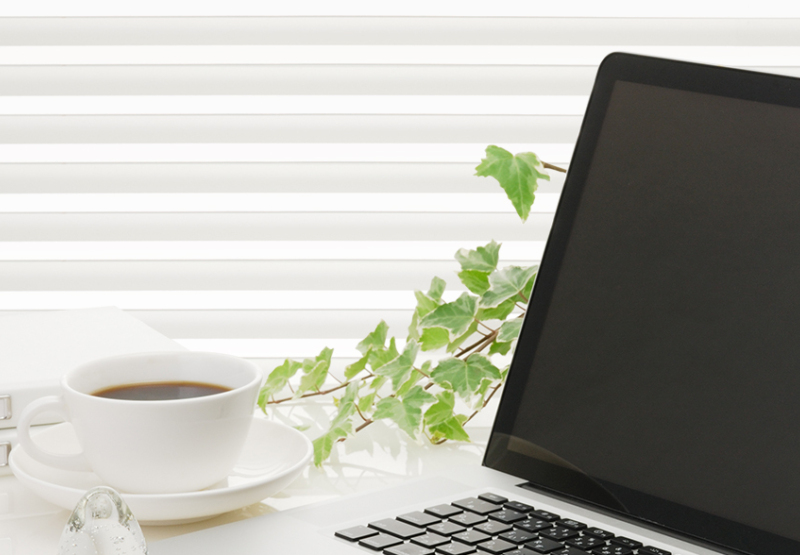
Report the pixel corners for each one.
[457,328,499,359]
[543,162,567,173]
[268,381,349,404]
[462,382,503,427]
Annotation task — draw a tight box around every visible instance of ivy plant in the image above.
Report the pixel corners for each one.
[258,145,566,465]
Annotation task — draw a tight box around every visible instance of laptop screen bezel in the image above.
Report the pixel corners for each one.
[483,52,800,555]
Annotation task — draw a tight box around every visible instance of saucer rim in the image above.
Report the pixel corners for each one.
[8,416,313,502]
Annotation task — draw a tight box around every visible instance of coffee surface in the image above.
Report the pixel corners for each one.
[93,381,231,401]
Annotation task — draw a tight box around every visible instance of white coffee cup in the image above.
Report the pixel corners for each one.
[16,351,263,494]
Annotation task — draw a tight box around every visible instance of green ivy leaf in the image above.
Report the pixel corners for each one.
[357,391,376,415]
[374,340,420,389]
[428,276,447,301]
[497,319,523,343]
[458,270,491,295]
[420,327,450,351]
[446,320,479,354]
[455,240,501,273]
[368,337,400,369]
[480,266,538,308]
[420,293,479,338]
[344,350,370,380]
[475,145,549,222]
[258,359,302,408]
[357,321,389,355]
[312,381,358,466]
[429,417,471,443]
[370,375,388,391]
[396,371,424,399]
[297,347,333,396]
[431,353,502,400]
[424,391,470,442]
[477,297,517,321]
[408,290,441,340]
[423,391,458,427]
[522,271,537,301]
[488,340,513,356]
[373,385,435,438]
[474,377,494,407]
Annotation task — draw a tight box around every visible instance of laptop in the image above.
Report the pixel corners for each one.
[150,53,800,555]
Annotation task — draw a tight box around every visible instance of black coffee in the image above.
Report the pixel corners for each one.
[93,381,231,401]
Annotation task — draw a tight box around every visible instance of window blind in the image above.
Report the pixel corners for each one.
[2,11,799,375]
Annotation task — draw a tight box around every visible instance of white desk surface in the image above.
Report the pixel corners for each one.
[0,399,498,554]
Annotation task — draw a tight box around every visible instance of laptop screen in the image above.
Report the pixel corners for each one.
[486,55,800,555]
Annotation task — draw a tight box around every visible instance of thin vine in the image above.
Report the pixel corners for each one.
[257,146,566,465]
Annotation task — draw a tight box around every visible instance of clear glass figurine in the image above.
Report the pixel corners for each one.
[57,486,148,555]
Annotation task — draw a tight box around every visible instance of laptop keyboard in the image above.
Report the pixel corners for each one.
[335,493,673,555]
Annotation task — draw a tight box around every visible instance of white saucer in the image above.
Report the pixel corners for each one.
[9,417,312,525]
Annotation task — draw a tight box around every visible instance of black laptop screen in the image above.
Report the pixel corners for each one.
[486,56,800,555]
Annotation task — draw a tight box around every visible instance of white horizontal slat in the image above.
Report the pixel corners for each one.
[0,261,539,291]
[0,193,559,213]
[0,96,589,116]
[133,309,519,341]
[176,338,515,362]
[4,1,800,18]
[0,115,580,144]
[0,213,555,241]
[0,144,574,163]
[0,163,567,194]
[5,45,800,66]
[133,310,417,338]
[4,18,800,46]
[176,338,516,361]
[0,241,545,261]
[0,66,599,96]
[176,338,363,359]
[0,290,476,310]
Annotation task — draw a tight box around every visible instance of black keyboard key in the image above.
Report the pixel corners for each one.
[427,505,463,518]
[499,530,538,544]
[386,544,436,555]
[369,518,426,539]
[399,511,442,527]
[359,533,403,551]
[454,498,504,515]
[478,538,517,554]
[505,501,534,513]
[591,546,632,555]
[412,533,452,548]
[525,537,564,553]
[556,520,586,531]
[552,548,590,555]
[583,529,613,540]
[437,543,477,555]
[539,526,579,541]
[479,493,509,505]
[515,519,553,533]
[453,530,492,545]
[335,525,378,541]
[475,520,513,535]
[506,551,540,555]
[450,512,488,526]
[609,538,642,550]
[638,547,671,555]
[429,521,467,536]
[566,536,604,550]
[530,510,560,522]
[489,509,528,524]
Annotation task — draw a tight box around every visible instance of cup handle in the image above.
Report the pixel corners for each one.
[17,396,92,472]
